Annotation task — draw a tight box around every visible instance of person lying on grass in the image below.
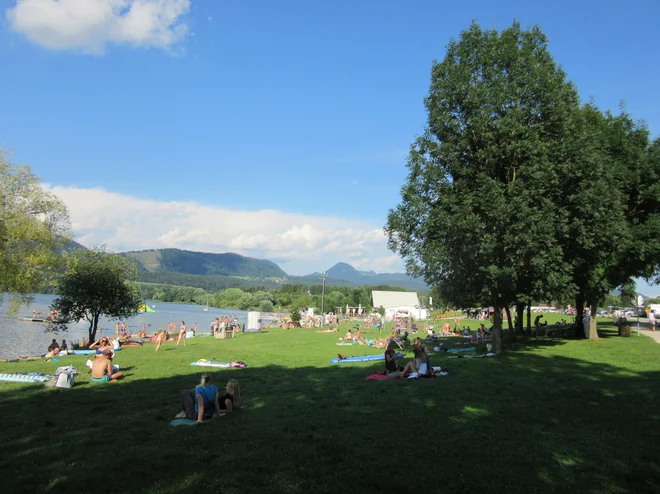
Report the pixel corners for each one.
[177,375,241,423]
[316,327,339,333]
[91,350,123,382]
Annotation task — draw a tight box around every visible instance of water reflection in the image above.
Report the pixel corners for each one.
[0,294,248,359]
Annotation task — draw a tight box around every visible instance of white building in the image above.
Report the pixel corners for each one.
[371,291,428,320]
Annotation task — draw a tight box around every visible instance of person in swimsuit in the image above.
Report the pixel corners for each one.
[91,350,123,382]
[90,337,112,354]
[155,329,167,351]
[176,321,187,347]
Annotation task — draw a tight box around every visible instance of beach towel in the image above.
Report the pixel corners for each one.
[366,372,390,381]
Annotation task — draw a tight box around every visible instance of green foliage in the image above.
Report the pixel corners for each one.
[386,21,660,346]
[125,248,286,277]
[51,246,142,341]
[137,271,281,291]
[0,150,71,310]
[386,21,578,352]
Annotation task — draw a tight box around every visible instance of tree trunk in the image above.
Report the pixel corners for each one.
[575,297,585,339]
[526,305,531,334]
[515,302,525,334]
[89,313,100,342]
[504,306,515,341]
[492,305,503,354]
[588,301,599,341]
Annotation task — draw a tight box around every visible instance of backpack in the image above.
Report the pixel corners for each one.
[56,372,75,389]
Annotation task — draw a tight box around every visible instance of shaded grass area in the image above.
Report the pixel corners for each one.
[1,322,659,493]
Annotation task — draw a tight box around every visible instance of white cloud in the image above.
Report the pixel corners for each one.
[48,185,405,275]
[6,0,191,54]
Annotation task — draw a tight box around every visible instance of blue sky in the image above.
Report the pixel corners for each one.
[0,0,659,294]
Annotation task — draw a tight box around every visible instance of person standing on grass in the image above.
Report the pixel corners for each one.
[155,329,167,351]
[649,310,657,332]
[176,321,187,347]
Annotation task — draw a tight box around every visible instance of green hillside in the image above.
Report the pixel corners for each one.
[124,248,287,278]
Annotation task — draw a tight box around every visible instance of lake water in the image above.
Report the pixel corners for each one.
[0,294,248,360]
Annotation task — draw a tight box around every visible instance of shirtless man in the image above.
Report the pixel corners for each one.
[91,350,123,382]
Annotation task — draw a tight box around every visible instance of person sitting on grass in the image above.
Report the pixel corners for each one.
[402,347,429,377]
[343,329,353,340]
[176,374,233,423]
[90,337,113,354]
[384,341,402,379]
[44,339,61,359]
[91,350,123,382]
[355,328,361,339]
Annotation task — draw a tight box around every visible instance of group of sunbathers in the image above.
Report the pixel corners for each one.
[44,338,68,358]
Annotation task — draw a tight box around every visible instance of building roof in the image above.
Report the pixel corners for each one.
[372,291,421,309]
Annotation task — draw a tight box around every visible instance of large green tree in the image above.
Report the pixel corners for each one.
[386,22,578,353]
[557,107,660,339]
[0,150,71,309]
[51,246,142,342]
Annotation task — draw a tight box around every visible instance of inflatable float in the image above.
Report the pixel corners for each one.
[190,360,247,369]
[447,347,476,354]
[68,348,122,355]
[330,353,403,364]
[0,373,52,383]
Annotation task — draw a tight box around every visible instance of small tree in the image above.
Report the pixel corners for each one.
[0,149,71,310]
[51,246,142,342]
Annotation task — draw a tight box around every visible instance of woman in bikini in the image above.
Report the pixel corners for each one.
[155,329,167,351]
[176,321,187,347]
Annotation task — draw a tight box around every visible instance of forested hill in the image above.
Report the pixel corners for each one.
[123,249,287,278]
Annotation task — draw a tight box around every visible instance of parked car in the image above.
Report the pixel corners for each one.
[623,308,646,318]
[596,308,608,316]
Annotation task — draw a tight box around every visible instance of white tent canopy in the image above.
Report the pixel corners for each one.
[371,291,428,320]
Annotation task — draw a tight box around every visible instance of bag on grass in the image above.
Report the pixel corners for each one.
[56,372,75,389]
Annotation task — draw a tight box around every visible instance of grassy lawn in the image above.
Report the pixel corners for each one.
[1,319,659,493]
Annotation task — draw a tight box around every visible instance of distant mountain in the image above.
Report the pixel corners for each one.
[123,248,287,278]
[327,262,364,283]
[316,262,428,291]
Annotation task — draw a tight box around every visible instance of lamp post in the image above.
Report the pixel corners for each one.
[320,271,327,327]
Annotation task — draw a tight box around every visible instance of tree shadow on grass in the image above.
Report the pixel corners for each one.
[0,350,659,493]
